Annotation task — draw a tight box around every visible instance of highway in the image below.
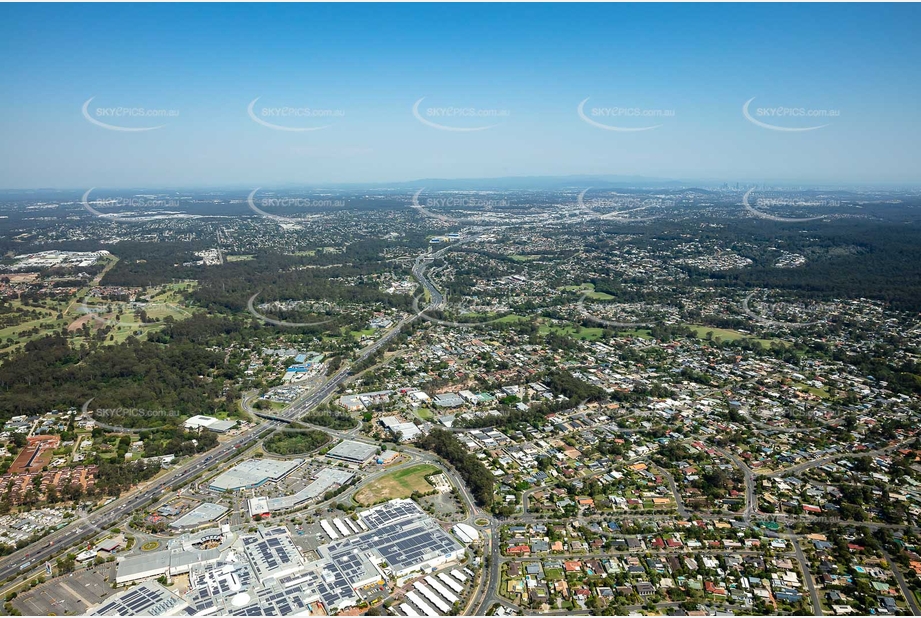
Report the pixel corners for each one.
[0,275,409,588]
[0,238,467,591]
[0,425,268,587]
[0,234,509,615]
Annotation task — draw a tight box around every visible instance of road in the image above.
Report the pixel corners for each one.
[659,468,689,518]
[0,241,430,589]
[767,438,913,478]
[790,536,823,616]
[742,291,817,328]
[714,446,757,522]
[0,236,499,607]
[577,292,653,328]
[881,548,921,616]
[0,426,268,587]
[473,520,508,615]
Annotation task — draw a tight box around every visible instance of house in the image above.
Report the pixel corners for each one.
[636,582,656,597]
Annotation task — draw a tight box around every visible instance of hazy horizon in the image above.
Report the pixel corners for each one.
[2,3,920,189]
[3,173,921,194]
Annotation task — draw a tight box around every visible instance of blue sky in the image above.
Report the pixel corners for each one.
[1,3,919,188]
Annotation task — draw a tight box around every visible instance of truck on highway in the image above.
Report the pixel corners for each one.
[19,561,31,571]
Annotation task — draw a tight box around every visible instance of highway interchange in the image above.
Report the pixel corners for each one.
[0,236,509,615]
[3,230,908,617]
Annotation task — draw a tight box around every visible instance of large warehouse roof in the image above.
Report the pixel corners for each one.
[208,458,303,491]
[102,499,463,616]
[169,503,228,530]
[264,468,354,511]
[326,440,378,464]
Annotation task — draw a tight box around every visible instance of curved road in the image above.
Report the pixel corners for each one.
[742,292,818,328]
[0,237,499,608]
[577,293,654,328]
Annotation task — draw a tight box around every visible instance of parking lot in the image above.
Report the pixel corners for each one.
[12,565,114,616]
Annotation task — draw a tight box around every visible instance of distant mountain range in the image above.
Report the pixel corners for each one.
[351,175,688,191]
[1,175,918,199]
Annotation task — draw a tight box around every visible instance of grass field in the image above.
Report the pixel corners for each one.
[354,464,439,505]
[793,382,830,398]
[0,300,69,355]
[538,324,606,341]
[350,328,376,339]
[687,324,778,347]
[561,283,593,292]
[493,314,527,324]
[451,312,526,325]
[65,281,197,347]
[560,282,614,300]
[586,290,615,300]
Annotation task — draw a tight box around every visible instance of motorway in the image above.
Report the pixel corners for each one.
[0,237,485,598]
[0,424,268,587]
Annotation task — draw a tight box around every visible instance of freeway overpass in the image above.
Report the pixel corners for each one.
[0,237,469,590]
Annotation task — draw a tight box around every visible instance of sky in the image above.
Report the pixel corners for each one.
[1,3,919,189]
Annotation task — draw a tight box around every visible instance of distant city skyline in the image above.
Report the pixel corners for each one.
[1,3,919,188]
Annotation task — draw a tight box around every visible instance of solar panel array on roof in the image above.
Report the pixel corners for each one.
[293,564,359,611]
[96,501,462,617]
[321,499,464,579]
[359,498,422,529]
[186,561,256,613]
[227,583,317,617]
[89,582,187,616]
[242,529,304,583]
